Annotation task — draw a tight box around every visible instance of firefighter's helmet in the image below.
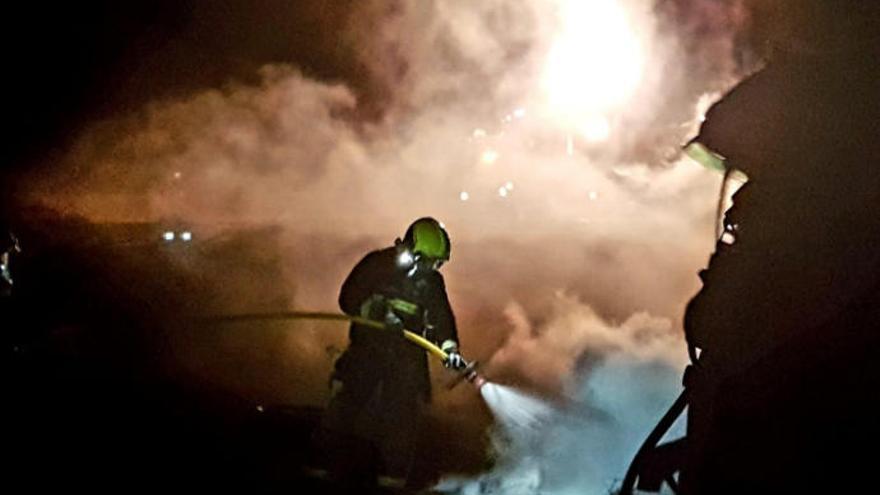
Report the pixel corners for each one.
[403,217,450,262]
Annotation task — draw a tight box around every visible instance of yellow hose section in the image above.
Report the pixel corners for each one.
[213,311,449,362]
[399,331,449,362]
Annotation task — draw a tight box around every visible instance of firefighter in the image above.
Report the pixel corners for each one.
[622,4,880,493]
[677,11,880,493]
[319,217,462,489]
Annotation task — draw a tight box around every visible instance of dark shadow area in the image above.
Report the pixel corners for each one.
[2,211,291,492]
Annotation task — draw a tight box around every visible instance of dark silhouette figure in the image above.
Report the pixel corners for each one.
[681,30,880,495]
[317,217,461,490]
[625,4,880,493]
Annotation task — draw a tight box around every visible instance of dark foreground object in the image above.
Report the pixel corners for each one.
[626,19,880,495]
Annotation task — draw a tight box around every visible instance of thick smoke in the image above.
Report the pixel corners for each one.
[25,0,752,489]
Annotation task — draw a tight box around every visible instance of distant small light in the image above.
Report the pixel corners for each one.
[460,191,470,201]
[589,191,599,201]
[173,171,182,180]
[498,187,508,198]
[162,231,175,242]
[472,128,487,139]
[180,231,193,242]
[513,108,526,118]
[505,181,514,191]
[256,405,264,413]
[481,149,499,165]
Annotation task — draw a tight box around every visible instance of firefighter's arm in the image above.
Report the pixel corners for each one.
[427,273,463,368]
[338,251,385,316]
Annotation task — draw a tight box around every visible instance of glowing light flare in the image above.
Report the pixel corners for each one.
[397,250,415,267]
[498,186,509,198]
[580,115,611,142]
[541,0,644,117]
[481,149,499,165]
[460,191,470,201]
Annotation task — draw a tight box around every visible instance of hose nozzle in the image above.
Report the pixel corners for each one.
[447,360,485,390]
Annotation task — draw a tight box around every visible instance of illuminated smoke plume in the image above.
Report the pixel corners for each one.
[25,0,753,487]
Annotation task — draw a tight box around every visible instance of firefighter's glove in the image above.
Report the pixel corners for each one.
[442,340,464,370]
[359,294,406,332]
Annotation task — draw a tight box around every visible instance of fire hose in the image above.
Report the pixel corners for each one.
[211,310,484,389]
[620,389,688,494]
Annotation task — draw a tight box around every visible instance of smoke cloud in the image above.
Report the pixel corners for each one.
[23,0,753,488]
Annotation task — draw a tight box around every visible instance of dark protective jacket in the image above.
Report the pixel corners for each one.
[335,245,458,401]
[680,49,880,493]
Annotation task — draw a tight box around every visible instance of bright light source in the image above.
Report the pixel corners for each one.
[542,0,643,117]
[498,187,509,198]
[481,149,499,165]
[256,405,264,413]
[589,191,599,200]
[180,231,193,242]
[472,128,487,139]
[460,191,470,201]
[173,171,182,180]
[397,250,415,267]
[162,231,175,242]
[581,115,611,142]
[513,108,526,119]
[505,181,514,191]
